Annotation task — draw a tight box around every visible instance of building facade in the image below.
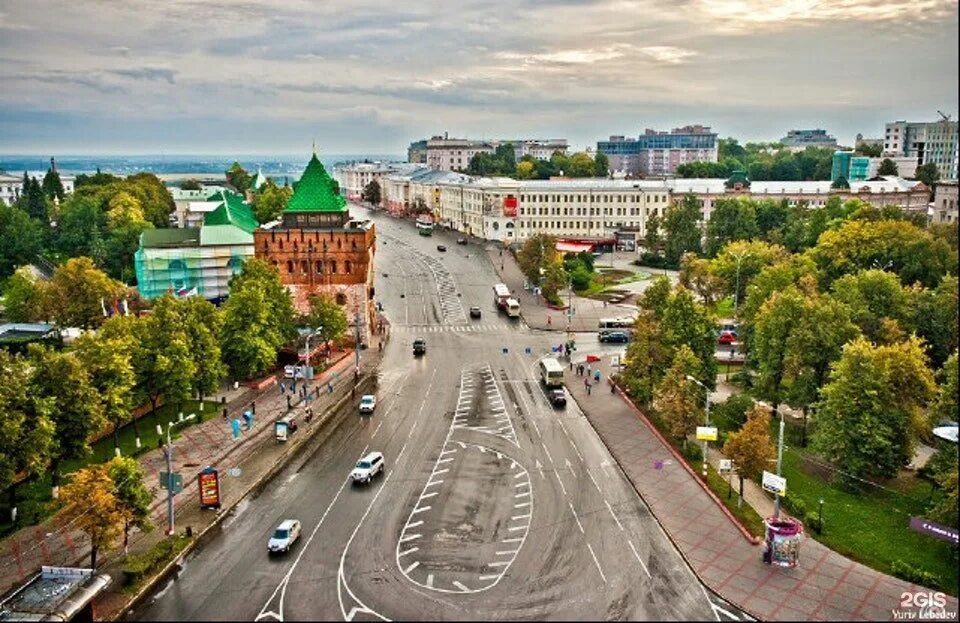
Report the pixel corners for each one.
[930,182,958,225]
[405,134,569,172]
[780,129,838,150]
[884,119,959,180]
[831,151,918,182]
[333,162,423,204]
[597,125,718,177]
[0,172,76,206]
[255,153,376,335]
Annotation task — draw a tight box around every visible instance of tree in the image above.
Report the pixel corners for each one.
[660,286,718,388]
[0,202,45,279]
[830,269,910,343]
[929,461,958,528]
[252,180,292,224]
[855,143,883,157]
[58,464,123,568]
[515,160,536,180]
[106,457,152,554]
[622,311,669,407]
[643,214,661,254]
[723,405,775,506]
[221,286,283,380]
[877,158,898,176]
[831,175,849,190]
[20,176,49,223]
[0,350,55,520]
[28,346,105,498]
[653,345,703,449]
[679,253,724,307]
[909,276,959,369]
[180,179,202,191]
[594,152,609,177]
[930,352,958,427]
[516,234,559,286]
[228,259,298,346]
[56,195,107,264]
[663,195,703,267]
[2,266,46,322]
[704,198,760,257]
[752,287,806,412]
[914,162,940,189]
[638,275,672,320]
[540,263,568,304]
[75,322,137,455]
[42,167,65,202]
[43,257,126,328]
[710,240,791,308]
[103,191,152,283]
[362,180,381,206]
[226,162,253,192]
[306,293,349,345]
[813,337,936,481]
[181,297,226,405]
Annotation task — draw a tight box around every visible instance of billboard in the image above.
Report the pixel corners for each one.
[503,196,518,217]
[198,467,221,509]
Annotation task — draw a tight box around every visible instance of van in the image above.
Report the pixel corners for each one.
[351,452,385,484]
[538,357,564,389]
[275,414,298,442]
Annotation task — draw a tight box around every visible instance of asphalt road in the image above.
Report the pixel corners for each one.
[131,208,729,622]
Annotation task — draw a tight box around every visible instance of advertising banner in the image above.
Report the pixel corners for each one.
[198,467,221,509]
[696,426,718,441]
[503,196,518,217]
[910,517,959,545]
[762,470,787,496]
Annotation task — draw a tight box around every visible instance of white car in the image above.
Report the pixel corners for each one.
[351,452,384,484]
[359,395,377,414]
[267,519,301,554]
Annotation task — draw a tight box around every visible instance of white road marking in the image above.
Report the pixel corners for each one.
[514,501,531,508]
[586,468,602,494]
[502,537,523,543]
[554,471,568,496]
[586,543,607,584]
[426,574,434,589]
[403,561,420,574]
[405,520,423,529]
[420,491,439,500]
[411,505,431,514]
[452,581,469,592]
[541,443,554,464]
[508,525,526,532]
[478,574,499,581]
[511,513,531,520]
[400,533,421,543]
[398,547,419,558]
[440,449,457,456]
[487,561,511,567]
[605,500,625,531]
[568,502,584,533]
[628,539,652,578]
[513,471,525,479]
[514,481,529,489]
[514,491,530,498]
[437,457,454,464]
[496,549,519,556]
[530,419,542,437]
[372,422,383,437]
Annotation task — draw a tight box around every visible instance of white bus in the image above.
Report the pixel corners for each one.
[538,357,564,388]
[598,317,635,331]
[505,298,520,318]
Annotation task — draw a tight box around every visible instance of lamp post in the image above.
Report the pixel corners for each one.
[773,405,786,519]
[818,498,824,534]
[731,250,753,319]
[686,375,711,478]
[159,414,196,536]
[304,326,322,379]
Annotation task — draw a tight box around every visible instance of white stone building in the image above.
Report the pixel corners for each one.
[930,182,958,224]
[0,172,75,206]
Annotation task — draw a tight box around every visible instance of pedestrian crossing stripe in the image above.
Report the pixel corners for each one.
[392,324,513,333]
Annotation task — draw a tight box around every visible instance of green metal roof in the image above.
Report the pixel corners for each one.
[199,224,254,246]
[204,191,259,233]
[140,228,200,248]
[250,169,268,190]
[285,153,346,214]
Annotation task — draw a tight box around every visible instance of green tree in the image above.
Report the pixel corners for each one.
[56,195,108,264]
[723,404,775,506]
[180,179,202,191]
[877,158,898,176]
[909,276,958,369]
[752,287,806,412]
[704,198,760,257]
[914,162,940,189]
[830,269,910,342]
[643,214,661,254]
[58,463,123,568]
[638,275,672,320]
[855,143,883,157]
[181,297,226,404]
[660,286,717,388]
[0,202,45,279]
[755,199,791,241]
[831,175,849,190]
[75,321,137,454]
[41,167,65,202]
[221,286,282,379]
[710,240,791,309]
[516,233,559,286]
[106,456,153,554]
[593,151,609,177]
[252,180,293,224]
[0,350,55,520]
[679,253,724,307]
[43,257,126,328]
[228,259,298,346]
[813,337,937,481]
[104,191,153,283]
[2,266,46,322]
[306,293,349,345]
[622,311,669,407]
[137,296,196,436]
[663,195,703,267]
[28,345,105,498]
[20,176,49,223]
[226,162,253,192]
[362,180,382,206]
[930,352,958,427]
[653,345,703,449]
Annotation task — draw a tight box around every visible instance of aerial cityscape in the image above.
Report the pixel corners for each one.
[0,1,957,622]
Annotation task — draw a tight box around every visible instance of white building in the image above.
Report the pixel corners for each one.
[885,118,959,181]
[333,162,423,204]
[0,172,75,206]
[930,182,958,225]
[414,135,569,172]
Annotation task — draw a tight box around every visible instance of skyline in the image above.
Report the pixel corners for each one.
[0,0,957,154]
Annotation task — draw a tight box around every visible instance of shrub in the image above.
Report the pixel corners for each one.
[122,534,192,587]
[783,495,807,518]
[711,394,754,433]
[804,511,822,534]
[891,560,942,590]
[683,444,703,462]
[570,267,592,291]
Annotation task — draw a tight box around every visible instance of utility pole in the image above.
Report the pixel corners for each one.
[160,414,196,535]
[773,407,785,519]
[687,375,711,478]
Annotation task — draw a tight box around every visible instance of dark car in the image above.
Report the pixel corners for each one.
[413,338,427,356]
[599,330,630,344]
[437,245,447,252]
[456,238,467,245]
[469,306,482,319]
[547,389,567,408]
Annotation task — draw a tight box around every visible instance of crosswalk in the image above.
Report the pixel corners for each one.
[393,324,517,334]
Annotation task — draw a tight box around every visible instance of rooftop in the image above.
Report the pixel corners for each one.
[286,154,346,214]
[0,567,110,622]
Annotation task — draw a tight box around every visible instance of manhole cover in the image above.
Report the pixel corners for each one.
[229,467,242,477]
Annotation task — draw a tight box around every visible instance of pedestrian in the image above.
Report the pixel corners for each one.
[328,382,334,394]
[569,360,573,371]
[279,382,286,394]
[587,382,592,396]
[586,365,592,379]
[378,341,383,352]
[547,315,552,327]
[594,369,601,383]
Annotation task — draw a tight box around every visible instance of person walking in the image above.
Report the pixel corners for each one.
[587,380,592,396]
[586,365,592,379]
[594,369,601,384]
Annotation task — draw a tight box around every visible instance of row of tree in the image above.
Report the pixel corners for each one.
[465,145,610,179]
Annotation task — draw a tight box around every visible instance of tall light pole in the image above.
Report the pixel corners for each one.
[304,326,322,379]
[731,250,753,319]
[773,405,785,519]
[159,414,196,536]
[686,375,711,478]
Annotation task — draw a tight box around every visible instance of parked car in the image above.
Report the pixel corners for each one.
[457,238,467,245]
[437,244,447,252]
[359,394,377,414]
[469,306,482,319]
[413,338,427,356]
[547,389,567,408]
[599,330,630,344]
[267,519,302,554]
[718,330,737,345]
[351,452,385,484]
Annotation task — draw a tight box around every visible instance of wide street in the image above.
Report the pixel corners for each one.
[131,207,723,621]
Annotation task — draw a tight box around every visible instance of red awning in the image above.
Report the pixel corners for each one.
[556,241,594,253]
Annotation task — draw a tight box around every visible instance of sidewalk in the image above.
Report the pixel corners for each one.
[566,356,958,621]
[0,345,378,599]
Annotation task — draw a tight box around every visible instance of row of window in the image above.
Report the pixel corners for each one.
[267,238,358,252]
[519,220,644,230]
[520,193,667,203]
[519,206,662,217]
[273,259,354,275]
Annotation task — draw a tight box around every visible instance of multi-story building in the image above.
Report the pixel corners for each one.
[855,133,883,151]
[407,140,428,164]
[333,162,423,205]
[930,181,958,224]
[0,171,76,206]
[884,118,959,180]
[597,125,718,177]
[409,134,569,171]
[254,153,376,334]
[780,129,838,151]
[831,151,918,182]
[437,177,520,241]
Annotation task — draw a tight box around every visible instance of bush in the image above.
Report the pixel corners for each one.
[891,560,942,590]
[570,267,592,291]
[637,252,676,270]
[804,511,822,534]
[683,444,703,462]
[712,394,754,433]
[783,495,807,518]
[122,534,192,587]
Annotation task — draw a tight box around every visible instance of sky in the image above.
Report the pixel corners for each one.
[0,0,957,155]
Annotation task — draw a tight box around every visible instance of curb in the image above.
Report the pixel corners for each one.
[571,391,763,623]
[113,373,377,621]
[612,383,762,545]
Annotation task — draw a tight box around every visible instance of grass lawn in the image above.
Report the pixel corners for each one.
[576,268,650,298]
[779,445,958,595]
[1,399,219,537]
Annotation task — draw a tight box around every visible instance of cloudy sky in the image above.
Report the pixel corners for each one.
[0,0,956,154]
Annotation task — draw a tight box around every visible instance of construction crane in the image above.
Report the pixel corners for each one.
[937,110,952,122]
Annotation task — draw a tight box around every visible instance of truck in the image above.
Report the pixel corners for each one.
[413,338,427,356]
[493,284,520,318]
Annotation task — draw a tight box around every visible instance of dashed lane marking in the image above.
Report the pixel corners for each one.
[605,500,625,531]
[628,539,652,578]
[586,543,607,584]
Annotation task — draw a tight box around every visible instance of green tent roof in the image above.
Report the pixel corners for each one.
[204,191,259,233]
[249,169,268,190]
[285,154,346,214]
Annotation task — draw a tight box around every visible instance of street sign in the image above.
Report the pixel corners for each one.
[696,426,718,441]
[160,472,183,494]
[762,471,787,496]
[719,459,733,473]
[909,517,959,545]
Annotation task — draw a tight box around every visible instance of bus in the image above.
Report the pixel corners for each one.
[493,283,512,309]
[415,217,434,236]
[538,357,564,389]
[598,317,635,331]
[505,298,520,318]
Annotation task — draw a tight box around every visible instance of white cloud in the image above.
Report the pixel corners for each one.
[639,46,696,64]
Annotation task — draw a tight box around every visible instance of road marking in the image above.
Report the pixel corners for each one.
[425,479,443,487]
[554,471,568,496]
[565,458,576,476]
[502,537,523,543]
[508,525,526,532]
[496,549,519,556]
[398,547,419,558]
[586,469,602,494]
[397,441,408,460]
[541,443,554,464]
[403,561,420,574]
[437,457,454,464]
[558,419,571,438]
[530,419,542,437]
[628,540,652,578]
[487,560,511,567]
[568,502,584,533]
[604,500,625,531]
[513,471,525,479]
[432,468,449,476]
[411,505,431,514]
[514,481,529,489]
[452,581,469,592]
[478,575,499,581]
[405,520,423,529]
[420,491,439,500]
[440,449,457,456]
[400,533,421,543]
[511,513,531,521]
[426,574,434,589]
[372,422,383,437]
[514,491,530,498]
[514,501,530,508]
[586,543,607,584]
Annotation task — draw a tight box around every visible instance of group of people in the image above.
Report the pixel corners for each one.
[572,361,615,395]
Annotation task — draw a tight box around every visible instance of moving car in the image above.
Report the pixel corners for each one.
[437,244,447,252]
[267,519,302,554]
[469,306,482,319]
[413,338,427,356]
[599,330,630,343]
[718,330,737,345]
[359,394,377,414]
[351,452,385,484]
[547,389,567,408]
[457,238,467,245]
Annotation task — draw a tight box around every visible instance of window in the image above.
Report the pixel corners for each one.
[315,261,323,274]
[286,260,294,274]
[345,260,352,273]
[336,292,347,305]
[330,260,338,273]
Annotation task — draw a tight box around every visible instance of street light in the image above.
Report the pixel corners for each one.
[686,375,711,478]
[818,498,824,534]
[731,249,754,319]
[158,414,197,536]
[304,326,323,379]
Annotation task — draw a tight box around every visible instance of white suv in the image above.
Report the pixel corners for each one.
[359,395,377,414]
[267,519,301,554]
[351,452,384,484]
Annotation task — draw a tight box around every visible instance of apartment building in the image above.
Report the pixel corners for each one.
[780,129,838,151]
[885,118,959,180]
[406,135,569,171]
[831,151,918,182]
[333,161,423,204]
[597,125,718,177]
